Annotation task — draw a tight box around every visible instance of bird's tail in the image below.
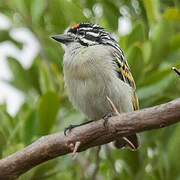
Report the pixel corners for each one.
[114,134,140,150]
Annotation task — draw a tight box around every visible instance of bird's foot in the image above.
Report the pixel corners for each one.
[64,120,93,136]
[64,124,78,136]
[103,112,114,128]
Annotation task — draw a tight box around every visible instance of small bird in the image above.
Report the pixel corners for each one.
[52,22,140,150]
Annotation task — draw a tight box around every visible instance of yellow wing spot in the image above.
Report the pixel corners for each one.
[133,91,139,110]
[114,51,136,89]
[125,71,134,82]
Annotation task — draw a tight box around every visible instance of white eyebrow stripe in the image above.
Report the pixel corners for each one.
[86,31,99,37]
[79,27,92,31]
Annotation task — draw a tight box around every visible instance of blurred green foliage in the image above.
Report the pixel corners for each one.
[0,0,180,179]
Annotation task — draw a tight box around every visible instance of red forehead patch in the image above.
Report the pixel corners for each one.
[72,23,80,29]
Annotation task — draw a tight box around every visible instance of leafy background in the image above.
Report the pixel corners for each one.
[0,0,180,179]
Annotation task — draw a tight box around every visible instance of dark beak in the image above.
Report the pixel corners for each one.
[51,34,74,44]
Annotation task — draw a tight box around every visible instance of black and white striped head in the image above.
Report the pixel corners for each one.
[52,22,122,53]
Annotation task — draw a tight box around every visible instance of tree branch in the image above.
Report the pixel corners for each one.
[0,98,180,180]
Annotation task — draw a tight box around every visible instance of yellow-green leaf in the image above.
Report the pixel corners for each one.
[38,91,60,135]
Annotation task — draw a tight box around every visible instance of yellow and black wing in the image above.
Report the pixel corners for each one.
[112,51,139,110]
[112,50,140,150]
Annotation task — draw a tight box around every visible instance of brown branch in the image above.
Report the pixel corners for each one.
[0,98,180,180]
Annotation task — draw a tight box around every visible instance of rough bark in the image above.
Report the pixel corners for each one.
[0,98,180,180]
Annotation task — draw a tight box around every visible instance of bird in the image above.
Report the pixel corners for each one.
[52,22,140,150]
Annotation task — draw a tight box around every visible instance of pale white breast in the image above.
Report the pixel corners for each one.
[63,44,134,120]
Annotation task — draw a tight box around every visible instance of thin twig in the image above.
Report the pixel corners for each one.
[72,141,81,158]
[106,96,119,115]
[172,67,180,76]
[122,137,136,150]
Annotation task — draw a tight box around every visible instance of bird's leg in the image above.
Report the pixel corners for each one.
[64,120,93,136]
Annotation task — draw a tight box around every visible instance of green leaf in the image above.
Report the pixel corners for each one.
[170,33,180,51]
[0,109,15,139]
[165,8,180,22]
[102,1,120,30]
[27,159,59,179]
[3,143,24,158]
[27,59,41,93]
[12,0,28,15]
[39,61,54,94]
[0,132,6,158]
[0,30,9,42]
[142,41,152,63]
[151,18,173,42]
[7,57,31,92]
[126,44,144,84]
[0,109,14,157]
[127,22,147,46]
[22,108,40,145]
[31,0,45,21]
[38,91,60,135]
[49,0,87,32]
[139,67,173,87]
[0,30,23,49]
[137,74,174,100]
[150,17,173,66]
[168,124,180,175]
[144,0,159,25]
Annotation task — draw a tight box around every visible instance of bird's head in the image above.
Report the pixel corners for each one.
[52,22,121,52]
